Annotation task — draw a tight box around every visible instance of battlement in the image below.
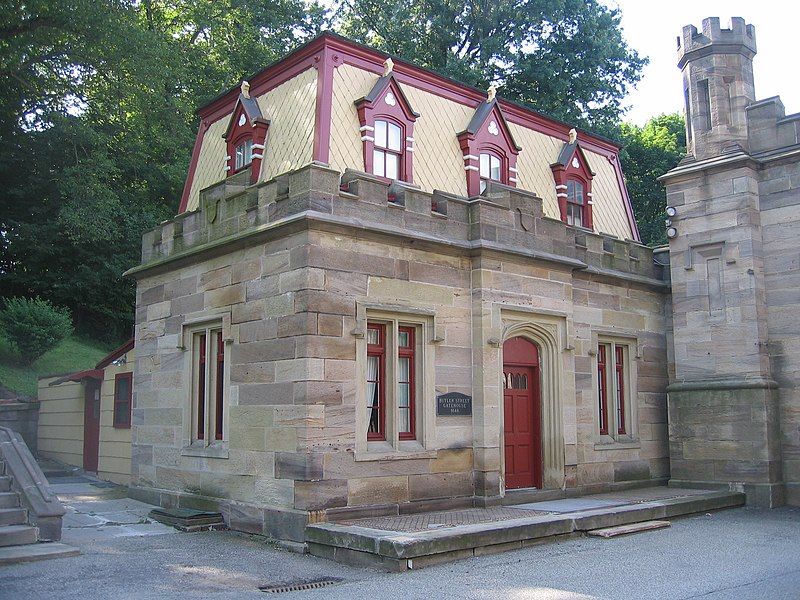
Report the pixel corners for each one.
[131,164,666,286]
[678,17,756,68]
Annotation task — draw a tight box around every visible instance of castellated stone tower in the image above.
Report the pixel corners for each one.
[678,17,756,159]
[663,17,800,508]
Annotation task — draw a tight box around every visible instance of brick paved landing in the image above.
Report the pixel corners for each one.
[307,486,746,571]
[339,507,551,532]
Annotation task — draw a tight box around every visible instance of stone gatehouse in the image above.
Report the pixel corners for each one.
[122,18,798,542]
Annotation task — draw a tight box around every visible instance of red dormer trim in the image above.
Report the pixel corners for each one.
[355,73,418,182]
[458,99,520,197]
[223,95,269,184]
[551,141,595,230]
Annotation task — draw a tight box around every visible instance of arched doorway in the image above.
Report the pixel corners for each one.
[502,336,543,489]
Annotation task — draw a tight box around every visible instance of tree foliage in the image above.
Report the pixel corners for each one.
[0,296,74,365]
[0,1,324,342]
[337,0,646,130]
[617,113,687,247]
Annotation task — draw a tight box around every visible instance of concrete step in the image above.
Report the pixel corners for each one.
[0,508,26,526]
[0,492,19,509]
[0,475,11,492]
[0,542,80,565]
[0,525,37,547]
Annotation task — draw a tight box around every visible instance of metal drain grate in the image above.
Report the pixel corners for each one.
[259,578,343,594]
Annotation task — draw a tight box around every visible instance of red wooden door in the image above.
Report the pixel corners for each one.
[503,338,543,489]
[83,380,101,472]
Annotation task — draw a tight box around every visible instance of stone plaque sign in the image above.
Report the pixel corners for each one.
[436,392,472,416]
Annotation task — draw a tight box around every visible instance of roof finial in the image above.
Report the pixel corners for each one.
[487,84,498,103]
[383,57,394,76]
[568,128,577,144]
[241,80,251,99]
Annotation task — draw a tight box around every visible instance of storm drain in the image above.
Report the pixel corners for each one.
[259,577,343,594]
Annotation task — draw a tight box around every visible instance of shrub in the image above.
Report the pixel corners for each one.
[0,297,74,365]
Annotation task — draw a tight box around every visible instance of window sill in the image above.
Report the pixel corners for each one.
[181,442,229,459]
[593,439,640,451]
[355,443,437,462]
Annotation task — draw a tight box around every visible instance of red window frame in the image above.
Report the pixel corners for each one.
[113,372,133,429]
[215,331,225,440]
[566,178,587,228]
[372,118,404,181]
[479,151,503,194]
[366,323,386,441]
[398,326,416,440]
[597,344,609,436]
[615,345,626,435]
[196,333,206,440]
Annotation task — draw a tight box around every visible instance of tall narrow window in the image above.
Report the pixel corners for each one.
[398,326,416,440]
[566,180,585,227]
[615,345,626,435]
[214,331,225,440]
[235,138,254,171]
[373,120,402,180]
[597,341,630,439]
[113,372,133,429]
[366,323,386,440]
[192,326,226,444]
[196,332,206,440]
[597,345,609,436]
[698,79,712,132]
[480,152,501,194]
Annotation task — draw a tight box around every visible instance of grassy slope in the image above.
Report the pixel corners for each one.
[0,335,110,398]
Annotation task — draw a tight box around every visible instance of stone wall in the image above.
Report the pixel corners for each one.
[0,401,39,455]
[129,163,670,540]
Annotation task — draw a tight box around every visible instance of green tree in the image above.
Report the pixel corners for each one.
[0,1,325,342]
[336,0,646,130]
[0,297,73,364]
[618,113,686,247]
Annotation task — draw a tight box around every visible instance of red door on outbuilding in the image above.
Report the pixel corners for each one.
[83,380,101,473]
[502,337,543,489]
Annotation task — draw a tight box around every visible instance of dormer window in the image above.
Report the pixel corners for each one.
[235,138,254,171]
[355,60,419,185]
[373,119,403,180]
[458,90,520,197]
[479,152,502,194]
[223,81,270,184]
[551,130,595,230]
[566,179,586,227]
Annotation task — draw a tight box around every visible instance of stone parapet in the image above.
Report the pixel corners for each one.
[131,164,666,288]
[746,97,800,154]
[677,17,756,69]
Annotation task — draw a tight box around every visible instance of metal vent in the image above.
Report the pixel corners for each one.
[259,578,343,594]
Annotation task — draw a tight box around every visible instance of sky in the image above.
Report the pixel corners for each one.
[610,1,800,124]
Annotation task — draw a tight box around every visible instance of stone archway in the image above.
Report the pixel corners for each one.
[500,321,565,491]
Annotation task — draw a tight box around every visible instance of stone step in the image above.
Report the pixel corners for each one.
[0,525,37,547]
[587,520,671,538]
[0,492,19,509]
[0,476,11,492]
[0,508,26,526]
[0,542,80,566]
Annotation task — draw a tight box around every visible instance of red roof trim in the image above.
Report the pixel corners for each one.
[95,337,134,370]
[49,370,104,386]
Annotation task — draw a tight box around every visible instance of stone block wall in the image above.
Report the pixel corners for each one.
[129,163,670,540]
[0,401,39,455]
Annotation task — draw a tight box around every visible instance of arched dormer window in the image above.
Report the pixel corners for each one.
[551,129,595,230]
[223,81,270,184]
[479,151,502,194]
[354,60,419,183]
[458,89,520,197]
